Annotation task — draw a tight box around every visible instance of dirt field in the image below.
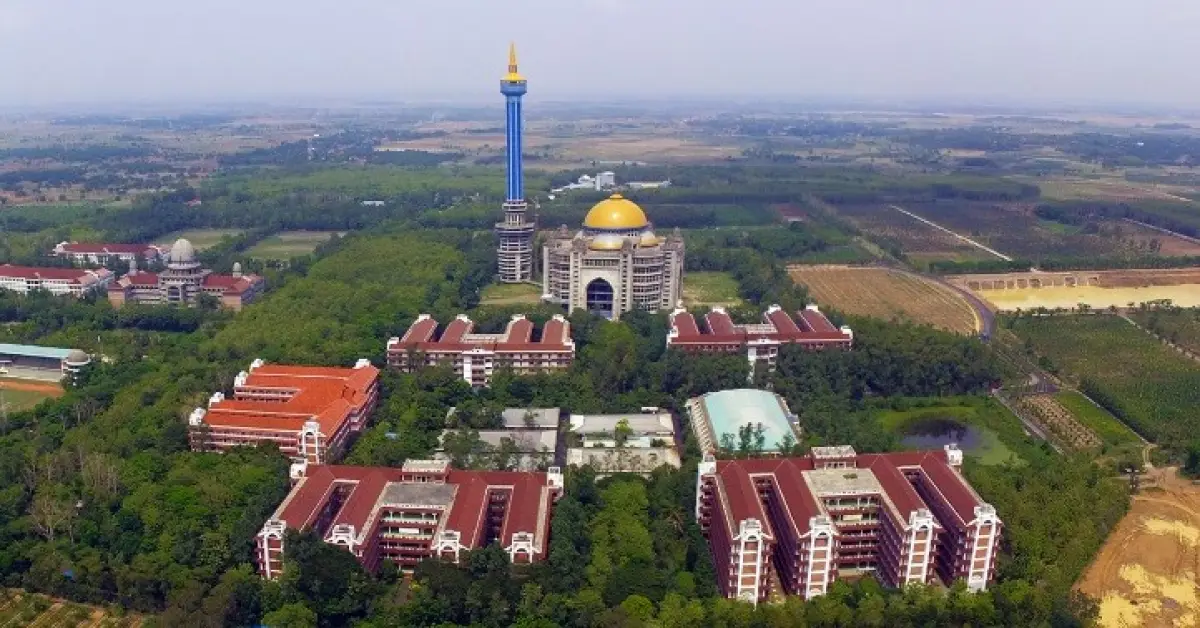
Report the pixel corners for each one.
[1078,469,1200,628]
[0,378,64,412]
[788,265,979,334]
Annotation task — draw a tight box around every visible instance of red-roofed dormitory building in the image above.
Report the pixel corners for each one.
[387,313,575,387]
[696,445,1001,604]
[188,359,380,467]
[668,305,853,370]
[52,241,164,265]
[255,460,563,579]
[0,265,114,297]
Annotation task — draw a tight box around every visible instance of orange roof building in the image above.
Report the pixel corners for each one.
[255,460,563,579]
[188,359,381,467]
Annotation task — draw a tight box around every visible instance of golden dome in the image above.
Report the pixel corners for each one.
[639,231,661,246]
[583,194,649,231]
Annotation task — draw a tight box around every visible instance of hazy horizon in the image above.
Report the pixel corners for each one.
[2,0,1198,109]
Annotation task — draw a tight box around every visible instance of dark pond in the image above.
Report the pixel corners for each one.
[898,415,983,450]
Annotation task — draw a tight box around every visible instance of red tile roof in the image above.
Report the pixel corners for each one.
[267,465,555,553]
[669,306,851,348]
[710,450,986,536]
[199,362,379,436]
[202,274,262,295]
[0,264,113,283]
[389,315,575,354]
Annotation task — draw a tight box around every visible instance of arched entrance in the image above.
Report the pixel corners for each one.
[586,278,615,319]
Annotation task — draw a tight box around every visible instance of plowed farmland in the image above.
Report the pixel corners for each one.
[788,265,979,334]
[1078,469,1200,628]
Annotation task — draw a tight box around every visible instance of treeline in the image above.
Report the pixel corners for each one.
[0,291,224,342]
[1036,200,1200,238]
[928,254,1200,274]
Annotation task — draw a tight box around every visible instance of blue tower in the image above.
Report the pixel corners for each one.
[495,43,536,283]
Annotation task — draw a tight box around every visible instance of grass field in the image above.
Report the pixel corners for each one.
[876,401,1022,466]
[1010,315,1200,449]
[156,228,243,250]
[788,265,979,334]
[246,231,342,260]
[479,282,543,305]
[1054,390,1141,448]
[681,272,744,308]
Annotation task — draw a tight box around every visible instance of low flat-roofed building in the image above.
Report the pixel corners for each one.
[696,445,1000,604]
[566,410,681,475]
[0,264,114,297]
[387,314,574,387]
[445,406,561,430]
[0,343,90,381]
[437,428,559,471]
[255,460,563,578]
[668,305,853,370]
[188,359,380,466]
[53,241,163,265]
[685,389,801,455]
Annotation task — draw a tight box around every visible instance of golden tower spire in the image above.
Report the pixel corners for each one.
[504,42,525,82]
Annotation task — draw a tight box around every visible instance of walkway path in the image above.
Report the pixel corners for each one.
[888,205,1013,261]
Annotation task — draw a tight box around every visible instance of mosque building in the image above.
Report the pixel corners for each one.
[107,238,264,310]
[541,193,685,320]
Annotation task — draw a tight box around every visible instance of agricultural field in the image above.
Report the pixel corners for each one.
[788,265,979,334]
[681,272,744,308]
[0,589,141,627]
[830,204,993,265]
[0,378,63,412]
[1054,391,1142,449]
[246,230,342,260]
[479,282,543,306]
[1105,220,1200,257]
[1077,469,1200,628]
[1012,394,1102,451]
[155,228,243,251]
[1009,314,1200,449]
[1130,307,1200,356]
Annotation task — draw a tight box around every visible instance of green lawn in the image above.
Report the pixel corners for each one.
[480,282,543,305]
[1054,390,1140,447]
[682,272,743,308]
[246,231,342,260]
[876,400,1024,466]
[157,228,244,250]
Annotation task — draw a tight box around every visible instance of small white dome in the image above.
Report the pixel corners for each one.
[168,239,197,265]
[65,349,90,365]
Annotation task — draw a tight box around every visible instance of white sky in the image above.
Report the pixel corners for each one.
[1,0,1197,107]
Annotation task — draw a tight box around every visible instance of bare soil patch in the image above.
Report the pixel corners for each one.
[1078,469,1200,628]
